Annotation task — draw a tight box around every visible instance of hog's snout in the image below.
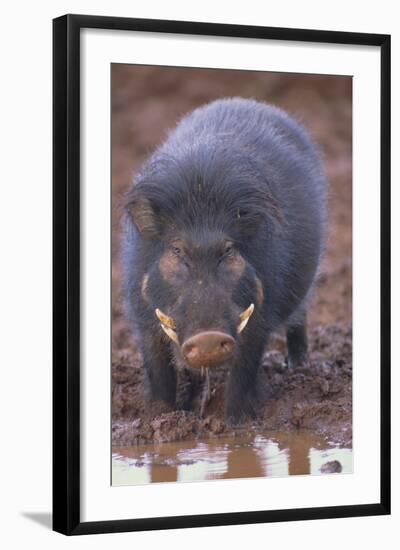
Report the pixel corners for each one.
[181,331,236,369]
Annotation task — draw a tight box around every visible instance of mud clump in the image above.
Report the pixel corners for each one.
[320,460,343,474]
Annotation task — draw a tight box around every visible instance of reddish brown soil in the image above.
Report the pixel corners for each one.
[111,66,352,448]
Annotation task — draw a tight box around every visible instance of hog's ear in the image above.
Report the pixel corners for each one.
[126,196,160,238]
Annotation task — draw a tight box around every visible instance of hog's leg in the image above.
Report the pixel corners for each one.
[286,309,308,369]
[176,368,202,411]
[225,336,265,424]
[142,332,176,409]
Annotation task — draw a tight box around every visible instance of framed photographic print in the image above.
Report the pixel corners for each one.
[53,14,391,535]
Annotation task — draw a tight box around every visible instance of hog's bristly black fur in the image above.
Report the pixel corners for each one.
[122,98,327,424]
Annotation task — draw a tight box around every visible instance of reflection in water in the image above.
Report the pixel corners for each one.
[112,431,352,486]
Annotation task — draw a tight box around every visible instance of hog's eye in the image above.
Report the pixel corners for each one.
[171,245,190,268]
[219,243,234,262]
[224,243,234,256]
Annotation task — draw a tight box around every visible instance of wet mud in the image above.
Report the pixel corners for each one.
[111,66,352,451]
[112,432,352,485]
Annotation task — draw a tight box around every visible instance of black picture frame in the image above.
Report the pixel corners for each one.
[53,13,391,535]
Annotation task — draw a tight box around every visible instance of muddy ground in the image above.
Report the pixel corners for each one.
[111,66,352,448]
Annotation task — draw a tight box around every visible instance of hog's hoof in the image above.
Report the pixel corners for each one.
[287,355,310,371]
[148,399,175,417]
[225,400,257,427]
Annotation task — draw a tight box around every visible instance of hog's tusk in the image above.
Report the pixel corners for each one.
[155,309,179,344]
[237,303,255,334]
[155,308,176,329]
[159,324,179,344]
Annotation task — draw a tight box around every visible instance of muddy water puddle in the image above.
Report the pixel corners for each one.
[112,431,352,485]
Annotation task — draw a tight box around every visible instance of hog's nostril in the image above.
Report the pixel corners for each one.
[181,331,236,369]
[186,345,199,359]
